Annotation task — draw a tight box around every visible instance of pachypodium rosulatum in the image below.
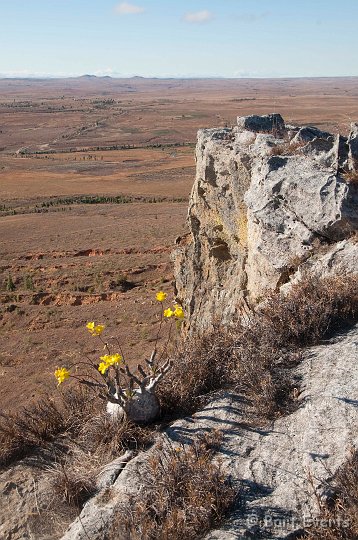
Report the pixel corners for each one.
[54,292,184,424]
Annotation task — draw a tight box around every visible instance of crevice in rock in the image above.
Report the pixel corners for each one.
[205,155,218,186]
[209,240,231,262]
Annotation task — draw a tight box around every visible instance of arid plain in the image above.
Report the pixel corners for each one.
[1,76,358,410]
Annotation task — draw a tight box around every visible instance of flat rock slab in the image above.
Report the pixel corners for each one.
[200,324,358,539]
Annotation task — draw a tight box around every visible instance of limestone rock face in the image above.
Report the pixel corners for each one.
[174,115,358,333]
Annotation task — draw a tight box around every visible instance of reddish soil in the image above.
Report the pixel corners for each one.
[1,76,357,411]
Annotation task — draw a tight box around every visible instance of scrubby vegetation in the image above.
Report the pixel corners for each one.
[269,138,307,156]
[159,275,358,421]
[1,275,357,538]
[302,450,358,539]
[108,433,235,540]
[343,168,358,184]
[48,414,154,508]
[0,387,95,467]
[2,275,357,464]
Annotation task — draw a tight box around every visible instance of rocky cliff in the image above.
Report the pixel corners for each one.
[174,114,358,333]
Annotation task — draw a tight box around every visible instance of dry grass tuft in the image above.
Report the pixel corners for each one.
[158,329,235,416]
[47,414,154,508]
[269,139,307,156]
[48,447,99,508]
[108,433,236,540]
[343,158,358,184]
[343,169,358,184]
[303,451,358,539]
[78,412,154,456]
[233,276,358,419]
[159,275,358,421]
[0,387,96,467]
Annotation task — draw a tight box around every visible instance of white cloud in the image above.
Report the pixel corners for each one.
[235,12,271,23]
[184,10,213,24]
[115,2,145,15]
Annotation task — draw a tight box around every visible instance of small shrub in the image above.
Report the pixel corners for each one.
[158,330,234,416]
[0,387,95,467]
[77,413,155,456]
[110,273,135,292]
[108,434,236,540]
[302,451,358,539]
[5,274,16,292]
[24,274,35,291]
[343,169,358,184]
[49,450,98,508]
[47,414,154,509]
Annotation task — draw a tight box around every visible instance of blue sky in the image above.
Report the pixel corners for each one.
[1,0,357,78]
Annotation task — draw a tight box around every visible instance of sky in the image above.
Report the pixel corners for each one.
[1,0,357,78]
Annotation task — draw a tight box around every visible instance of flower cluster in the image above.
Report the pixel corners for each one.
[54,367,70,386]
[98,353,123,375]
[164,304,185,319]
[86,322,105,336]
[156,291,185,320]
[54,292,185,391]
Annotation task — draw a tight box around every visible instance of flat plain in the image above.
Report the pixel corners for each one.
[1,76,357,410]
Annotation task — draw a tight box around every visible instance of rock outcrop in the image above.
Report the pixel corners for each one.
[174,115,358,333]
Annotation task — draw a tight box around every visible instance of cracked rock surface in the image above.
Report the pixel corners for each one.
[173,115,358,334]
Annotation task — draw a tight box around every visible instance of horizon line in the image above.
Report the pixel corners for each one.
[1,74,358,81]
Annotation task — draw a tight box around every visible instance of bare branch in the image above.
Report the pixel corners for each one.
[140,375,152,390]
[106,393,126,406]
[138,364,148,379]
[124,364,142,387]
[145,349,157,370]
[147,358,172,390]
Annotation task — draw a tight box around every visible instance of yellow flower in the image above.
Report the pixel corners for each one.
[174,305,185,319]
[93,324,105,336]
[54,367,70,386]
[110,353,122,365]
[164,308,175,318]
[156,291,167,302]
[98,362,109,375]
[86,322,105,336]
[100,353,122,366]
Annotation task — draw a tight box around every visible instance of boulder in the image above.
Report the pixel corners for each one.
[237,113,285,134]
